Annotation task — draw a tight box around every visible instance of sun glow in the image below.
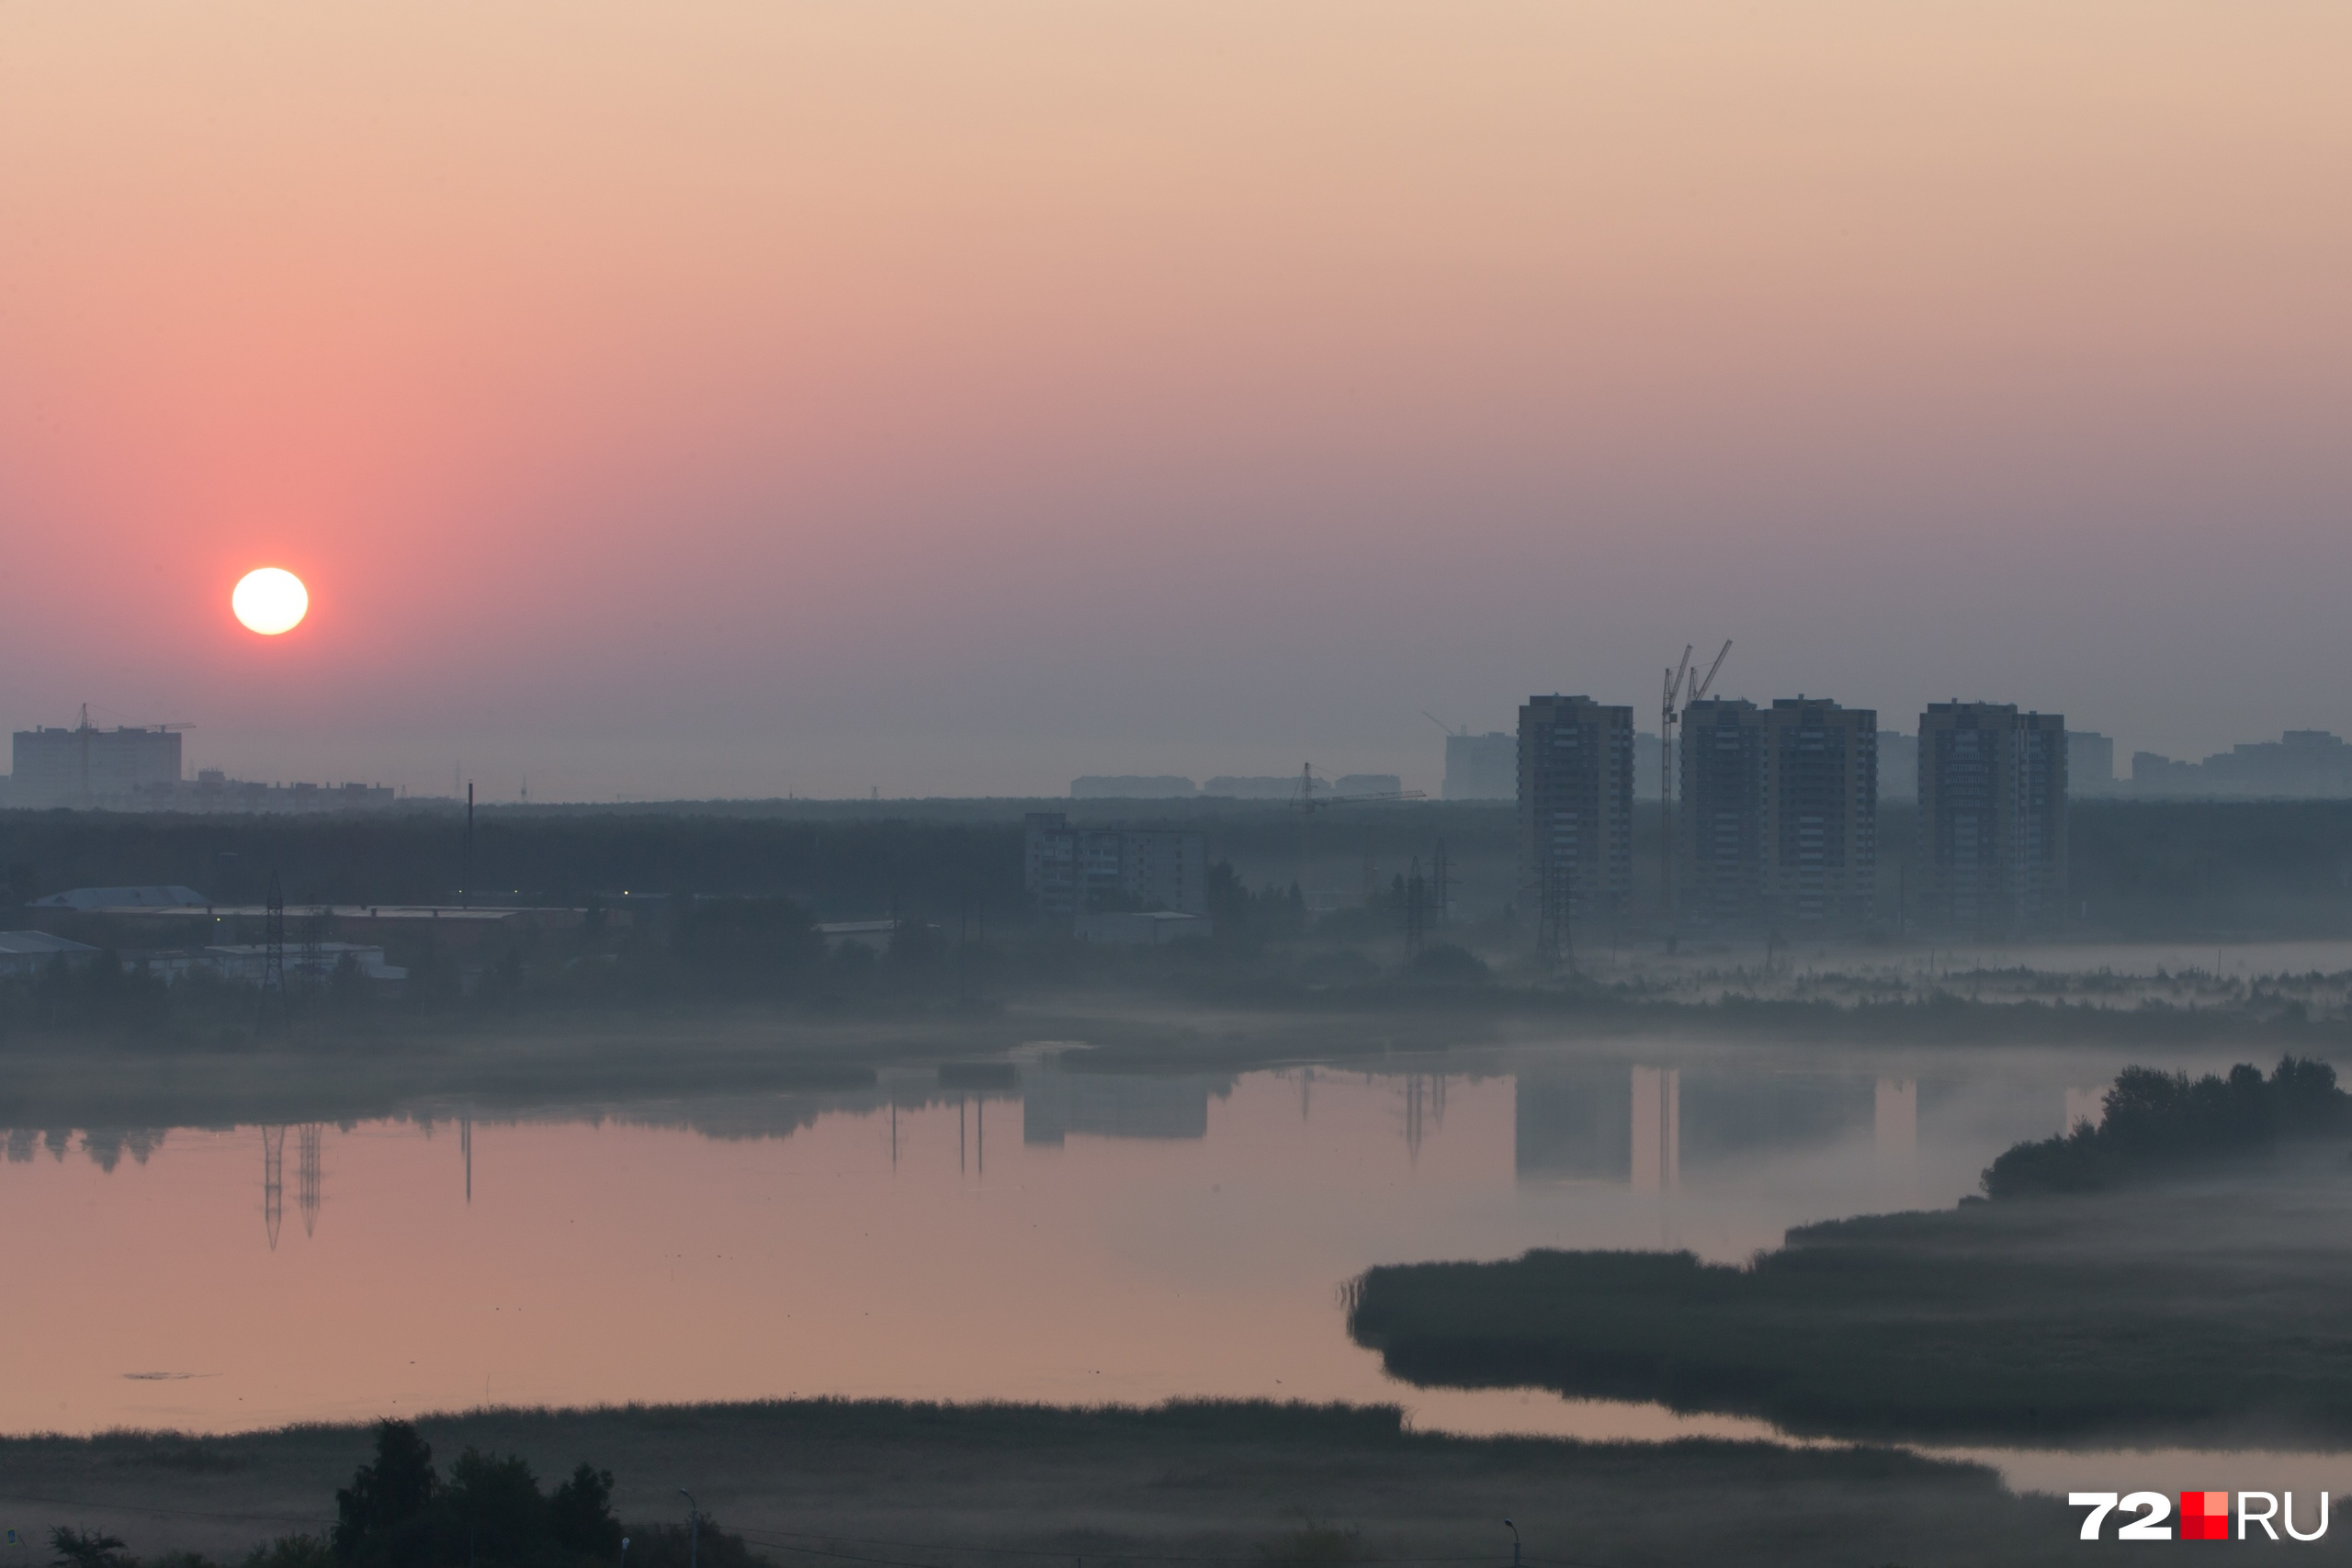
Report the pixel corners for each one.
[232,568,309,636]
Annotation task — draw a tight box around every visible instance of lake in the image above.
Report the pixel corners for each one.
[5,1037,2339,1495]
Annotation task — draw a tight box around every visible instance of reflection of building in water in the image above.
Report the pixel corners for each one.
[1630,1066,1679,1193]
[1679,1073,1874,1173]
[1514,1069,1633,1182]
[2064,1087,2105,1132]
[1520,1067,1888,1186]
[1874,1077,1917,1157]
[262,1125,285,1249]
[1022,1073,1225,1145]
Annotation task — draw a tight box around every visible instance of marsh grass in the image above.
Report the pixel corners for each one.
[1350,1153,2352,1443]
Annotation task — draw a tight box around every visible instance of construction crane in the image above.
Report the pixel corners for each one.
[1659,639,1731,935]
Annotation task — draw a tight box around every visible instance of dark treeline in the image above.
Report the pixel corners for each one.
[42,1420,761,1568]
[7,797,2352,935]
[1981,1056,2349,1197]
[0,811,1027,918]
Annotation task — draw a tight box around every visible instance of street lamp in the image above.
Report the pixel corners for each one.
[1503,1520,1520,1568]
[678,1491,699,1568]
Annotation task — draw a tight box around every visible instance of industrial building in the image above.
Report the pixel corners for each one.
[1022,813,1210,920]
[1917,702,2068,933]
[10,719,182,807]
[1679,697,1877,931]
[1517,694,1634,931]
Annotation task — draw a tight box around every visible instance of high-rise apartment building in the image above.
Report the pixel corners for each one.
[11,721,182,807]
[1760,697,1876,928]
[2066,731,2117,795]
[1679,697,1876,930]
[1442,731,1517,800]
[1679,698,1766,927]
[1916,703,2067,932]
[1517,694,1634,927]
[1022,813,1209,921]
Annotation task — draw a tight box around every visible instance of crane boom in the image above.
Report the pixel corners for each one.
[1690,639,1733,705]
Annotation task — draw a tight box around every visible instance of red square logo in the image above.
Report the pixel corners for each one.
[2180,1491,2230,1540]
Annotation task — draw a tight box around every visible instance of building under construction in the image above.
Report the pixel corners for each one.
[1516,694,1634,937]
[10,719,182,807]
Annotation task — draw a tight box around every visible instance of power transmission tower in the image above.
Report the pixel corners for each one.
[300,906,326,1001]
[1430,837,1451,929]
[1538,851,1575,975]
[1404,856,1427,960]
[260,873,288,1036]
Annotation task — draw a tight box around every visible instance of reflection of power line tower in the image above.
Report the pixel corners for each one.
[297,1124,323,1236]
[459,1113,472,1203]
[1403,1074,1425,1163]
[261,1125,286,1249]
[260,874,288,1035]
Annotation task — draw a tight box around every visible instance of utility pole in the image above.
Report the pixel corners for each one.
[464,781,475,909]
[677,1491,698,1568]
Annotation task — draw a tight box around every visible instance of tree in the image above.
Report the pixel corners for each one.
[50,1529,131,1568]
[446,1449,548,1566]
[671,897,823,996]
[547,1465,623,1559]
[332,1420,439,1562]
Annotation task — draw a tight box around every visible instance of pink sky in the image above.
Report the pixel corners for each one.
[2,3,2346,798]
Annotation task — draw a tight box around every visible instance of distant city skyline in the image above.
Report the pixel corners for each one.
[3,5,2346,800]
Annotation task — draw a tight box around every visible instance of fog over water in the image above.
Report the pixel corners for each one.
[9,1039,2330,1496]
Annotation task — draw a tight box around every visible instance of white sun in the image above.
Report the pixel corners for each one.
[232,568,309,636]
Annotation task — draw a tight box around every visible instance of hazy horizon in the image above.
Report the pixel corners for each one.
[4,4,2346,800]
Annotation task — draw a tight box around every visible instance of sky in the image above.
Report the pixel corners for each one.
[1,3,2346,800]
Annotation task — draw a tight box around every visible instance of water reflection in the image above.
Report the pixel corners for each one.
[0,1045,2268,1452]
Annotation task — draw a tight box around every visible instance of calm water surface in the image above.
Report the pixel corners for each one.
[5,1042,2340,1495]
